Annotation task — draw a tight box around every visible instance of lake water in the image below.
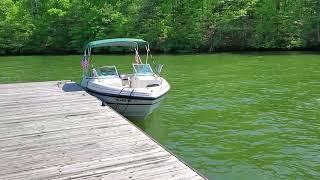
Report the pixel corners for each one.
[0,53,319,179]
[133,53,320,179]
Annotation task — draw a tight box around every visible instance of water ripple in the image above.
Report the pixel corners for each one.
[137,54,320,179]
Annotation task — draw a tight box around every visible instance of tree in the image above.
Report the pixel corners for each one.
[67,0,128,53]
[166,0,202,52]
[0,0,320,54]
[132,0,170,52]
[0,0,34,54]
[202,0,257,51]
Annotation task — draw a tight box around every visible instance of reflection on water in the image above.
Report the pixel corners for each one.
[132,53,320,179]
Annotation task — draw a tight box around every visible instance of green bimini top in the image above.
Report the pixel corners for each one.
[85,38,148,49]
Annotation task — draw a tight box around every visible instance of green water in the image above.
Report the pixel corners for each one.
[0,53,319,179]
[136,53,320,179]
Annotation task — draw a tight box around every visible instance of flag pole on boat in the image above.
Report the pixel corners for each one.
[134,46,142,64]
[146,44,150,64]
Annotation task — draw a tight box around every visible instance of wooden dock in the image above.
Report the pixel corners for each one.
[0,81,205,179]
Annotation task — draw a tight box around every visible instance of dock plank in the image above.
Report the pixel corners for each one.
[0,81,205,180]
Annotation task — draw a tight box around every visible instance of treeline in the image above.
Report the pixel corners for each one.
[0,0,320,55]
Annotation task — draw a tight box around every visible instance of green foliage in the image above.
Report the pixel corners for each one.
[202,0,257,51]
[132,0,170,51]
[0,0,34,54]
[0,0,319,54]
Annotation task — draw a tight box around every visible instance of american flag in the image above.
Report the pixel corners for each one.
[81,56,90,70]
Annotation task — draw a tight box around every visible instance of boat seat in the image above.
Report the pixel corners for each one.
[130,75,158,88]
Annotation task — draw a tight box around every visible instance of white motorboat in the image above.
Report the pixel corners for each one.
[80,38,170,120]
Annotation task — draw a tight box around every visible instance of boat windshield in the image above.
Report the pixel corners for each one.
[94,66,119,77]
[133,64,154,76]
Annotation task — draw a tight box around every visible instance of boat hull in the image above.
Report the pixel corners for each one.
[87,90,167,120]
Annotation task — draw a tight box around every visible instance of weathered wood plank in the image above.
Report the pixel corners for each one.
[0,81,206,180]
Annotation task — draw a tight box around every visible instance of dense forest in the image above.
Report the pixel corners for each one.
[0,0,320,54]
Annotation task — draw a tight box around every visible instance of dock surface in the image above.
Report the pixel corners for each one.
[0,81,204,179]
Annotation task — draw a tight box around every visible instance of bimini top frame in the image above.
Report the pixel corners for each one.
[84,38,149,57]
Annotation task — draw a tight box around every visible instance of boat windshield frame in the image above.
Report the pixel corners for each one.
[132,64,154,76]
[92,66,119,78]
